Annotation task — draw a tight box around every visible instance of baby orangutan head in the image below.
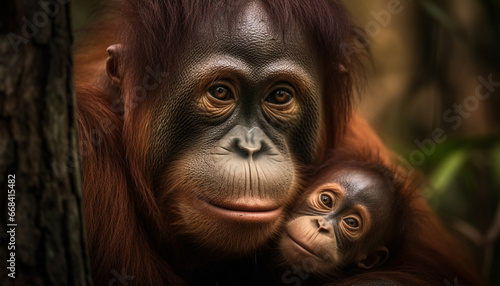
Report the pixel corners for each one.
[279,163,401,277]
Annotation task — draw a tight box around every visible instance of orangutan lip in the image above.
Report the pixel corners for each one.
[287,233,321,259]
[196,196,282,223]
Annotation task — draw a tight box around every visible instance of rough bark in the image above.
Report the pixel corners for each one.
[0,0,92,285]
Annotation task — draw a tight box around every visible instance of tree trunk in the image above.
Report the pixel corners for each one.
[0,0,92,285]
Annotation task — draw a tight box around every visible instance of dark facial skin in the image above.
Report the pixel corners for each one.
[279,167,395,277]
[107,2,324,254]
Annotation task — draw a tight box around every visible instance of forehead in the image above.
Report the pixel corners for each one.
[182,2,321,78]
[322,168,394,208]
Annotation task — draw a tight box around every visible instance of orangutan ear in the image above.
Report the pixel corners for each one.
[106,44,124,85]
[357,247,389,270]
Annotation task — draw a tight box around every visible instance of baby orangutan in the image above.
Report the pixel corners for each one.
[279,161,406,281]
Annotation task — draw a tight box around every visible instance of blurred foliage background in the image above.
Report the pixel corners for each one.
[71,0,500,284]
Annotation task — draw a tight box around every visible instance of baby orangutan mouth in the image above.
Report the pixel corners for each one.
[285,233,324,259]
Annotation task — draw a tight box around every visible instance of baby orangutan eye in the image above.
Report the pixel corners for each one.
[343,217,360,229]
[320,193,333,208]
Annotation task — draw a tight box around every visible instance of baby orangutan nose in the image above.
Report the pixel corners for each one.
[313,217,333,235]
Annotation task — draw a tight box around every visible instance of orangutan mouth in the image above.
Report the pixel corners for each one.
[196,196,283,223]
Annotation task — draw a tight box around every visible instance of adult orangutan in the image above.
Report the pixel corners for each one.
[75,0,484,285]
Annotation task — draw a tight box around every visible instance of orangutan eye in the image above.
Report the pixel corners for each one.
[209,85,233,101]
[320,194,333,208]
[343,217,360,229]
[266,89,293,105]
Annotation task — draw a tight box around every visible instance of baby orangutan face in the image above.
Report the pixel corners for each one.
[279,167,396,277]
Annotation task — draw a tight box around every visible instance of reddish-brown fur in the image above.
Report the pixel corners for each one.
[75,0,484,285]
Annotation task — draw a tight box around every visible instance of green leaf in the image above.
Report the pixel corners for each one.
[429,149,468,193]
